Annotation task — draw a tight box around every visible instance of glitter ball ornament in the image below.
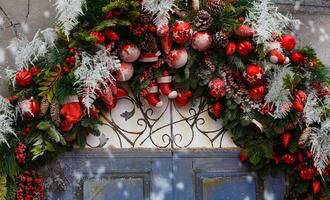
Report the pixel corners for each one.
[208,78,226,98]
[171,21,193,43]
[279,34,296,52]
[114,63,134,82]
[237,41,253,56]
[192,32,213,52]
[20,97,40,118]
[119,43,141,62]
[167,47,188,69]
[234,25,253,37]
[243,64,264,85]
[16,70,33,87]
[249,85,266,100]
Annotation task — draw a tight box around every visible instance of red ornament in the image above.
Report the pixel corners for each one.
[114,63,134,82]
[226,42,236,56]
[104,28,119,41]
[143,79,163,107]
[239,150,249,162]
[281,133,292,148]
[167,47,188,69]
[157,70,178,99]
[119,43,141,63]
[291,51,305,64]
[63,66,70,74]
[192,32,213,52]
[175,90,192,107]
[208,78,226,99]
[249,85,267,100]
[16,70,33,87]
[294,90,307,102]
[157,23,170,36]
[20,97,40,118]
[211,102,222,118]
[269,49,290,65]
[243,64,264,85]
[312,180,321,194]
[60,102,83,124]
[161,35,173,54]
[234,25,253,37]
[89,106,100,119]
[272,154,282,165]
[30,66,40,76]
[292,99,305,112]
[299,165,315,180]
[90,31,105,44]
[279,34,296,52]
[282,154,296,165]
[237,41,253,56]
[171,20,193,43]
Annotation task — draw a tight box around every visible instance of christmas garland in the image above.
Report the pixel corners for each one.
[1,0,330,199]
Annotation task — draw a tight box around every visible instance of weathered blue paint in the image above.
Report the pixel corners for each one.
[41,149,285,200]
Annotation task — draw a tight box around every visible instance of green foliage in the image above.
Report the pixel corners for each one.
[38,69,62,102]
[55,74,76,104]
[0,174,6,200]
[4,178,16,200]
[36,45,69,70]
[72,31,98,43]
[0,145,18,180]
[283,73,302,92]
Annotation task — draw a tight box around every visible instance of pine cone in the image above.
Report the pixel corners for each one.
[194,10,214,32]
[213,31,229,48]
[39,96,50,118]
[50,99,61,127]
[139,11,152,24]
[205,0,225,16]
[140,33,159,53]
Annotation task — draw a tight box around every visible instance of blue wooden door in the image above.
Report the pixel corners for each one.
[41,149,285,200]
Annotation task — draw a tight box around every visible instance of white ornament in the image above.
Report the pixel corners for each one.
[192,32,212,52]
[119,44,141,63]
[167,48,188,69]
[114,63,134,82]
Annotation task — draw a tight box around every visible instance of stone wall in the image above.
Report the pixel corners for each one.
[0,0,329,91]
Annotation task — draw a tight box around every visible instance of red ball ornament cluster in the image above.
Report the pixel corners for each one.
[16,170,44,200]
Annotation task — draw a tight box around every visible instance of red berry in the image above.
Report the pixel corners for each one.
[291,51,305,64]
[65,57,71,64]
[239,150,249,162]
[69,48,75,54]
[281,133,292,148]
[63,66,70,74]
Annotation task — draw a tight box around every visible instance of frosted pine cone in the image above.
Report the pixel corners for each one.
[194,10,214,32]
[50,99,61,127]
[139,11,152,24]
[205,0,225,16]
[39,96,50,118]
[140,33,159,53]
[213,31,229,48]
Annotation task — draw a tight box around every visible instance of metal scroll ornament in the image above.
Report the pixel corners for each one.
[87,88,232,149]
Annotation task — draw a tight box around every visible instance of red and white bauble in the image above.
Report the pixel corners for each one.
[171,20,193,44]
[243,64,264,85]
[167,48,188,69]
[192,32,213,52]
[114,63,134,82]
[20,97,40,118]
[208,78,226,99]
[119,43,141,62]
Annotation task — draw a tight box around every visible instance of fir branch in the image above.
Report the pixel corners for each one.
[55,0,87,38]
[265,66,294,119]
[75,48,120,113]
[142,0,174,28]
[245,0,300,50]
[0,96,16,146]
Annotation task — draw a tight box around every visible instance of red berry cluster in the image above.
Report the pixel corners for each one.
[64,48,76,74]
[15,142,27,164]
[20,127,31,138]
[104,8,122,20]
[16,170,44,200]
[129,23,156,36]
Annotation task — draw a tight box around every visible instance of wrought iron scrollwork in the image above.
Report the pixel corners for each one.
[90,88,229,148]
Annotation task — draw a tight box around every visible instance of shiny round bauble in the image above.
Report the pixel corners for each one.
[249,85,267,100]
[119,43,141,63]
[279,34,296,52]
[20,97,40,118]
[192,32,213,52]
[243,64,264,85]
[291,51,305,64]
[208,78,226,99]
[171,20,193,43]
[166,47,188,69]
[114,63,134,82]
[237,41,253,56]
[16,70,33,87]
